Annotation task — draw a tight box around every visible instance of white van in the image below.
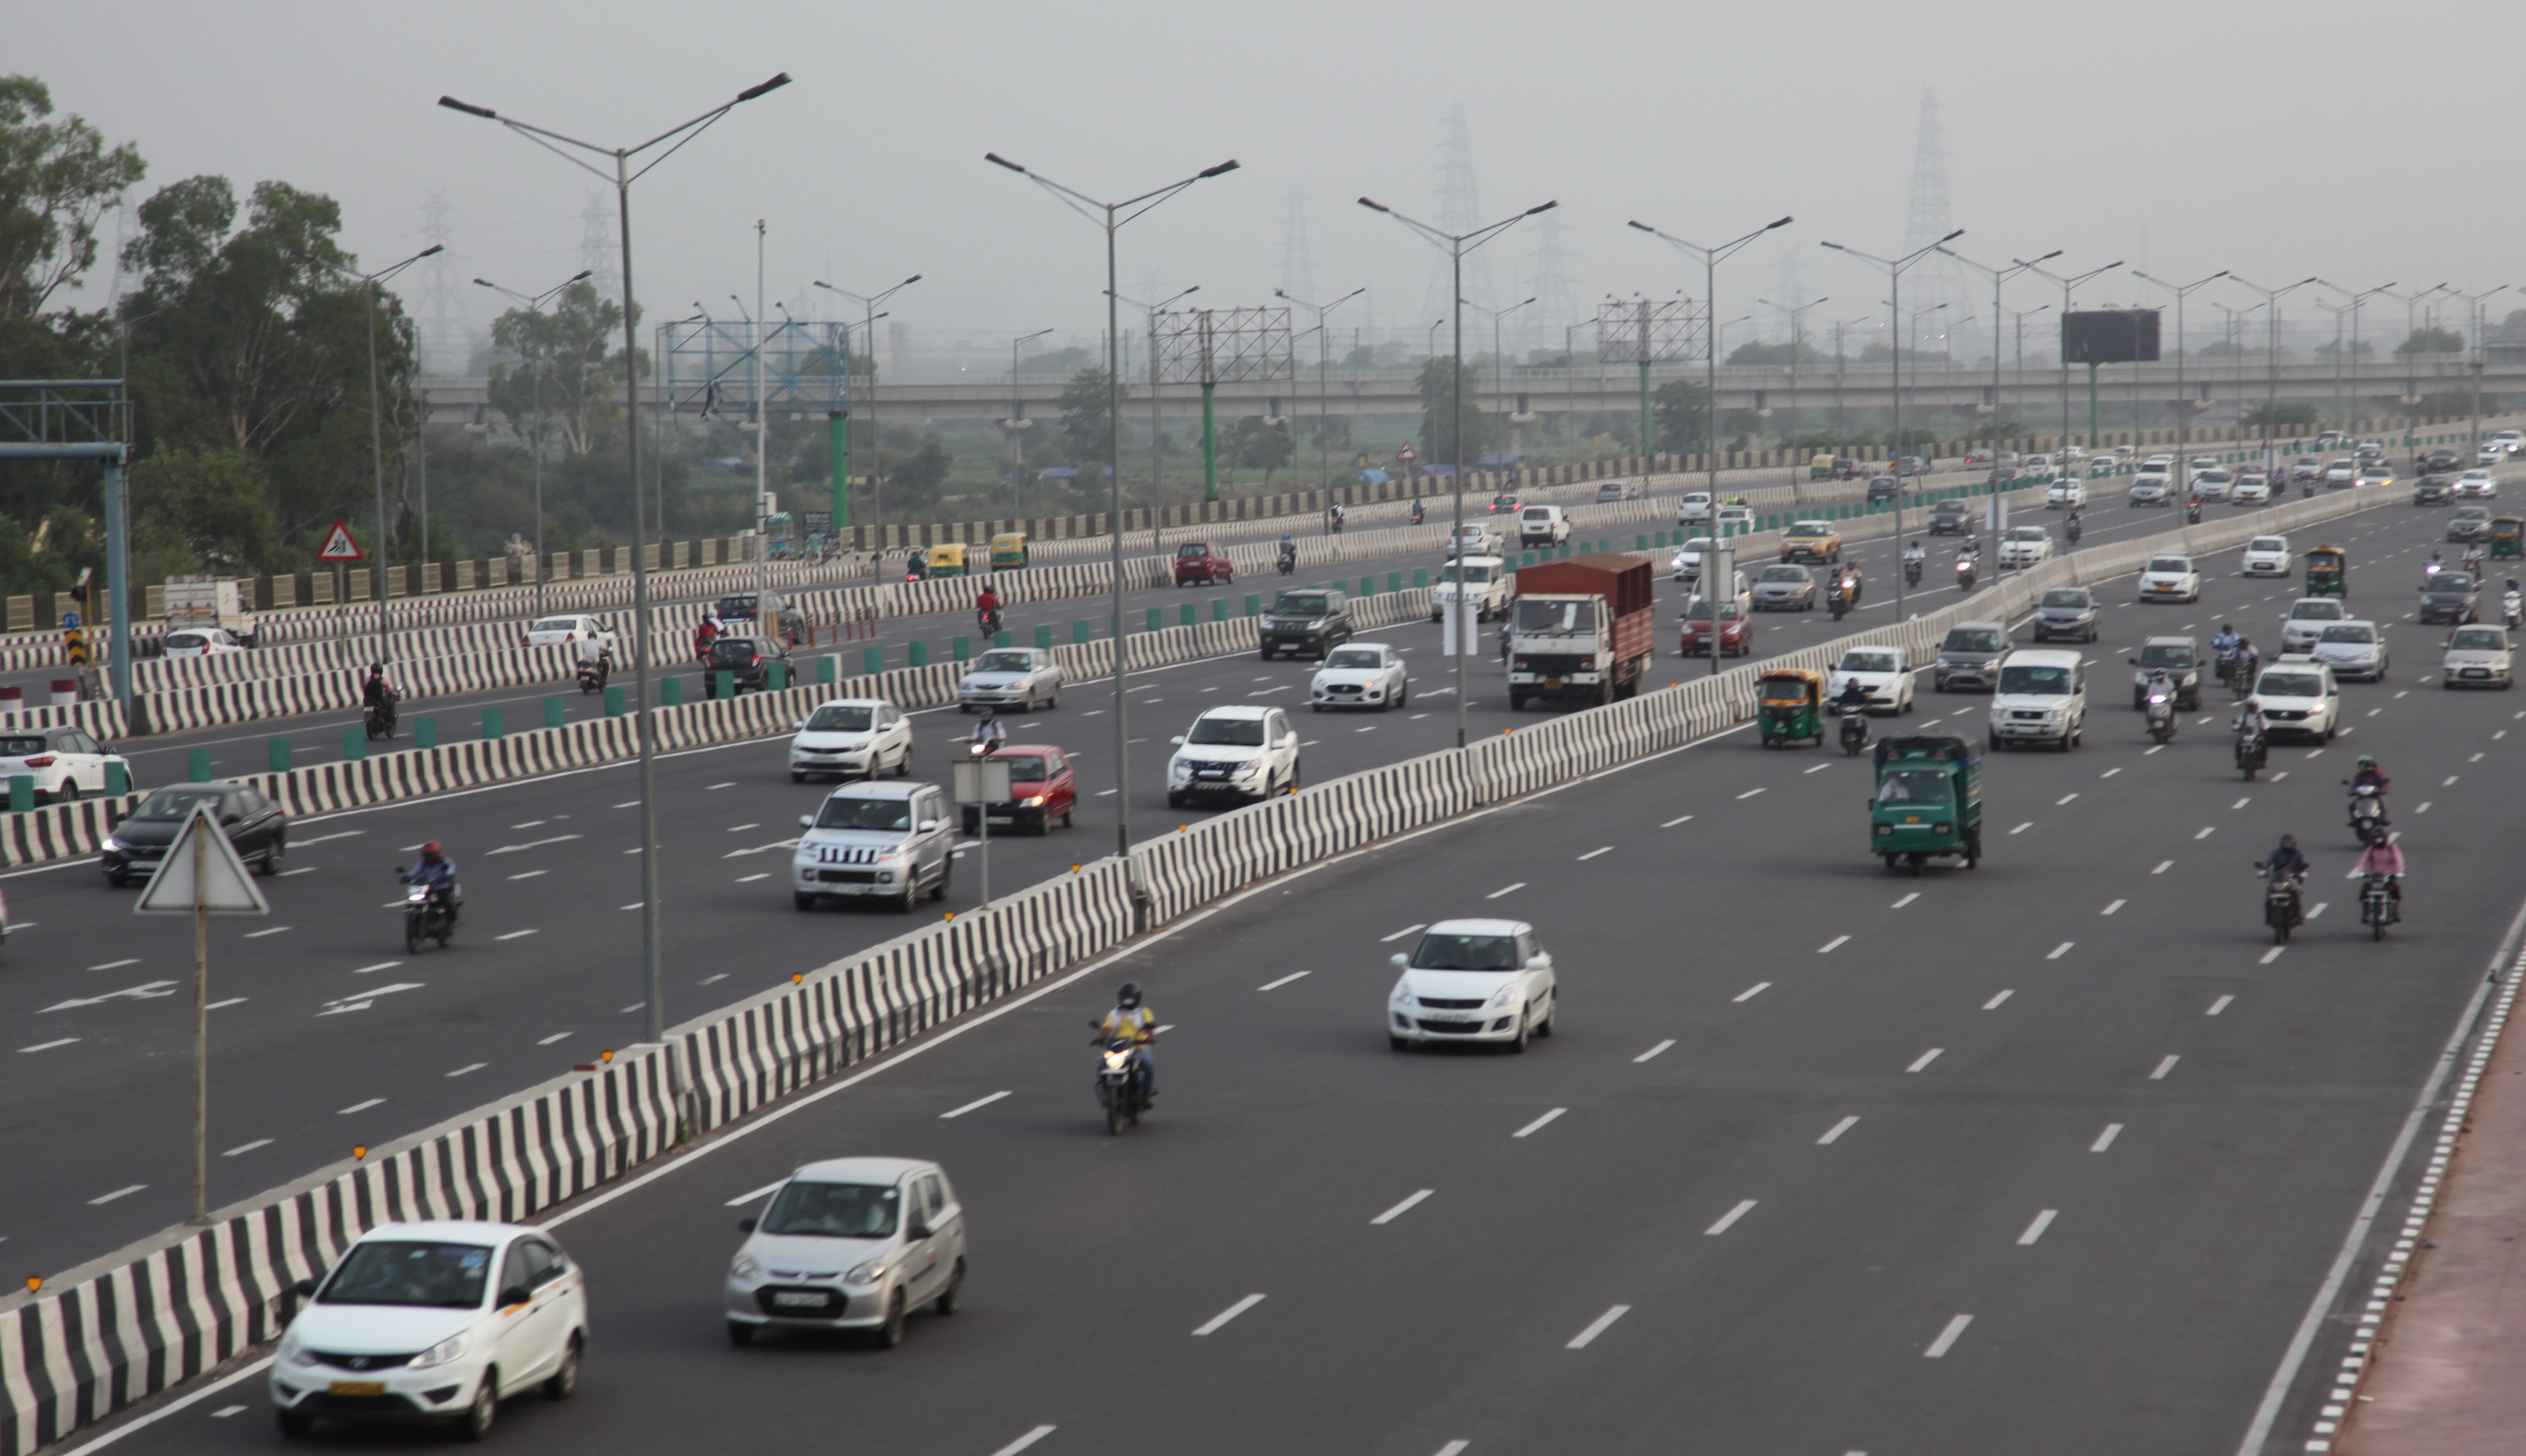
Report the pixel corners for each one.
[1519,504,1571,547]
[1987,648,2086,752]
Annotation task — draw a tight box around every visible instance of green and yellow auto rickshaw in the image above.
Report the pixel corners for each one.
[1757,667,1826,749]
[990,531,1031,569]
[2490,518,2524,561]
[925,543,969,578]
[2304,545,2347,597]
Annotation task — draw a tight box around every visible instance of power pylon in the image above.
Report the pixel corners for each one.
[1901,87,1981,364]
[1419,104,1497,339]
[415,191,461,374]
[1520,208,1579,361]
[580,190,619,300]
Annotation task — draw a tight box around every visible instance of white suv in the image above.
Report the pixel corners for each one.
[1989,648,2086,751]
[1519,504,1571,547]
[1430,556,1510,621]
[1167,705,1300,806]
[2249,657,2341,741]
[1675,491,1715,527]
[1387,918,1558,1051]
[792,780,954,912]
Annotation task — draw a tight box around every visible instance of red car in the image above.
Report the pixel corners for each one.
[960,744,1077,836]
[1678,600,1751,657]
[1173,541,1233,586]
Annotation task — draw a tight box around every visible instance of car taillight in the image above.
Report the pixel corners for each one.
[21,755,54,768]
[749,654,762,667]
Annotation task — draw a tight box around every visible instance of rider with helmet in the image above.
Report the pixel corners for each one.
[1095,982,1158,1099]
[969,706,1007,753]
[403,842,460,923]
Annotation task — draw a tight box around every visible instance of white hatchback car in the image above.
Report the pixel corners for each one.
[522,614,617,651]
[1167,705,1300,806]
[2045,480,2088,509]
[1387,918,1558,1051]
[0,726,130,803]
[1311,643,1409,711]
[2128,472,2171,506]
[272,1220,587,1441]
[2137,554,2203,603]
[789,697,913,783]
[1828,645,1915,714]
[2310,620,2388,681]
[2443,624,2516,689]
[725,1157,966,1349]
[2241,536,2294,577]
[2192,469,2232,502]
[2281,597,2348,653]
[1675,491,1715,527]
[162,627,248,658]
[2248,658,2341,741]
[2232,474,2272,505]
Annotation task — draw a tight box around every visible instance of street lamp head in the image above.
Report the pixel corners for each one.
[2034,249,2063,264]
[1197,160,1241,179]
[568,269,592,283]
[472,278,496,289]
[1357,197,1391,214]
[1820,241,1847,253]
[1939,228,1965,244]
[985,153,1027,174]
[436,96,497,119]
[734,73,792,102]
[1766,216,1793,230]
[417,245,444,260]
[900,274,922,286]
[812,280,835,291]
[1626,220,1655,233]
[1525,201,1559,216]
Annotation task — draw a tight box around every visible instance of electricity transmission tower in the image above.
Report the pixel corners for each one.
[1418,105,1497,344]
[1901,88,1980,365]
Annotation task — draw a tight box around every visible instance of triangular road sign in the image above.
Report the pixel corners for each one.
[135,802,271,915]
[317,520,364,563]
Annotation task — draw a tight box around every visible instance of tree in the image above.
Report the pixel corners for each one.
[0,75,145,319]
[2396,326,2465,358]
[1726,339,1803,366]
[890,436,953,509]
[488,279,641,457]
[1056,366,1129,463]
[1651,378,1711,455]
[2415,388,2477,419]
[130,445,281,573]
[1227,415,1293,487]
[1415,357,1497,465]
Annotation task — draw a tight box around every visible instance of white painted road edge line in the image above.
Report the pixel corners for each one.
[1512,1108,1566,1138]
[988,1426,1058,1456]
[1565,1304,1631,1349]
[1923,1313,1974,1359]
[1371,1190,1434,1225]
[1191,1293,1266,1336]
[940,1090,1012,1119]
[724,1180,784,1208]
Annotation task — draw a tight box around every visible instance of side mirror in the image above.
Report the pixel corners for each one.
[794,720,807,731]
[1170,736,1186,746]
[798,815,813,829]
[1390,953,1408,970]
[498,1286,533,1309]
[394,865,407,876]
[907,1219,933,1241]
[737,1217,757,1233]
[294,1277,319,1298]
[2126,658,2139,666]
[1526,955,1552,971]
[918,820,939,832]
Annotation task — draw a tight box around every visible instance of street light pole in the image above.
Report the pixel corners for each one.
[1121,285,1200,505]
[1276,286,1364,491]
[475,270,591,618]
[1008,327,1053,515]
[988,151,1240,873]
[313,245,443,667]
[2130,269,2227,499]
[1362,196,1557,747]
[1458,295,1534,469]
[1941,247,2061,475]
[2014,259,2122,446]
[1758,294,1828,486]
[1627,217,1794,499]
[1821,227,1964,622]
[441,71,793,1052]
[812,274,920,546]
[2460,285,2509,455]
[2226,275,2319,470]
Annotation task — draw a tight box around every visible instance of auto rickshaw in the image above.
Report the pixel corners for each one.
[2491,517,2524,561]
[2304,545,2347,597]
[925,542,969,578]
[1756,667,1826,749]
[990,531,1030,569]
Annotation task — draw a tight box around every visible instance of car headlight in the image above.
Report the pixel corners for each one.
[282,1335,323,1368]
[102,836,125,853]
[730,1251,760,1280]
[1020,795,1045,807]
[1391,980,1414,1005]
[1233,760,1264,778]
[410,1332,471,1369]
[1486,984,1518,1008]
[844,1259,889,1287]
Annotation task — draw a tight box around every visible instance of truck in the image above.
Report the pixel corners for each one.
[1871,734,1983,875]
[162,576,257,647]
[1507,554,1654,710]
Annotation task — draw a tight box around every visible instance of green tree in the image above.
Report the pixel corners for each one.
[1415,357,1497,465]
[2415,388,2478,419]
[130,444,281,573]
[2243,401,2321,429]
[1057,366,1129,462]
[1227,415,1293,487]
[1651,378,1711,455]
[2396,326,2465,358]
[1726,339,1803,366]
[890,436,953,509]
[0,75,145,319]
[488,279,642,457]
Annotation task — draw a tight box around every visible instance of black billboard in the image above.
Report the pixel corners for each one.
[2061,309,2161,364]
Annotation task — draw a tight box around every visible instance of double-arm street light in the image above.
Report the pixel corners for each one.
[2013,258,2121,445]
[988,152,1240,875]
[2312,281,2395,438]
[476,270,592,618]
[812,273,921,536]
[1628,217,1794,499]
[1362,194,1557,745]
[1940,247,2060,477]
[2130,269,2227,498]
[2225,275,2319,469]
[1821,227,1962,622]
[1459,294,1535,431]
[440,71,793,1051]
[1008,327,1055,515]
[1275,285,1364,490]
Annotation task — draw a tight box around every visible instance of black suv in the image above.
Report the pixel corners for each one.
[707,632,791,692]
[1259,588,1352,660]
[102,782,288,885]
[1927,499,1972,535]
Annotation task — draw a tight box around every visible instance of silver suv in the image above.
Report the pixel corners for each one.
[792,781,953,912]
[1932,621,2008,692]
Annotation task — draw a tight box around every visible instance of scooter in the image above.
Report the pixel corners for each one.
[2144,680,2176,744]
[1955,558,1977,593]
[1904,557,1923,587]
[1410,501,1425,526]
[2347,783,2389,847]
[397,870,458,953]
[1838,703,1870,757]
[1276,549,1297,576]
[978,608,1003,639]
[1088,1025,1150,1135]
[1828,587,1851,622]
[2234,721,2267,781]
[576,657,609,694]
[2505,589,2521,630]
[2065,514,2083,546]
[2360,873,2401,940]
[2263,871,2305,944]
[2185,500,2204,525]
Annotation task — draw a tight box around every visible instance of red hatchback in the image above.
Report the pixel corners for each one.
[1678,600,1751,657]
[961,744,1078,836]
[1173,541,1233,586]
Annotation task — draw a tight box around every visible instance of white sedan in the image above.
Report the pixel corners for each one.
[1669,535,1716,583]
[2443,625,2516,689]
[2137,554,2203,603]
[2454,470,2499,500]
[789,697,914,783]
[1310,643,1409,712]
[1997,526,2054,568]
[0,725,130,803]
[1387,918,1558,1051]
[2192,469,2232,501]
[522,613,618,651]
[162,627,248,658]
[2232,475,2272,505]
[957,647,1063,712]
[2240,536,2294,577]
[2045,480,2088,509]
[1827,645,1916,714]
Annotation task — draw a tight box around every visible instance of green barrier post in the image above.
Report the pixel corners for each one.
[1035,624,1055,650]
[415,716,438,749]
[187,747,213,781]
[818,654,838,686]
[602,688,624,718]
[106,761,129,796]
[995,629,1013,649]
[342,726,366,762]
[1212,599,1228,621]
[907,642,928,669]
[952,636,971,663]
[1413,568,1428,589]
[714,668,735,698]
[1145,608,1162,634]
[482,707,505,741]
[1074,619,1093,643]
[767,663,791,692]
[1244,595,1261,617]
[7,775,30,812]
[268,739,292,773]
[1180,603,1197,627]
[545,696,567,729]
[661,677,683,708]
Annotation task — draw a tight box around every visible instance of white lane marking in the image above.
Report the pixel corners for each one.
[2473,752,2486,763]
[1095,789,1117,796]
[1735,787,1766,800]
[85,959,140,972]
[290,830,364,847]
[2416,801,2434,813]
[2048,942,2074,960]
[727,822,761,833]
[1891,891,1919,909]
[1734,982,1771,1003]
[988,1427,1058,1456]
[2101,767,2123,778]
[2232,796,2252,810]
[2056,792,2079,806]
[1566,1304,1632,1349]
[2270,771,2288,781]
[1191,1293,1266,1336]
[337,1098,384,1115]
[1371,1190,1434,1225]
[445,1063,485,1078]
[1485,882,1526,899]
[1432,1445,1471,1456]
[1381,923,1426,943]
[2194,826,2216,840]
[1906,1048,1944,1073]
[1257,971,1310,991]
[2445,774,2460,786]
[940,1090,1012,1119]
[725,1180,786,1208]
[1661,813,1695,827]
[1512,1108,1566,1138]
[1818,1115,1860,1145]
[2011,822,2033,835]
[222,1139,271,1157]
[735,873,768,883]
[2208,995,2235,1016]
[1805,763,1831,775]
[1634,1039,1675,1063]
[1818,935,1849,954]
[507,870,547,881]
[351,962,401,975]
[2018,1210,2059,1246]
[1577,846,1613,861]
[2261,946,2285,965]
[19,1037,79,1053]
[1983,990,2014,1010]
[2102,899,2125,914]
[614,800,640,808]
[2146,745,2164,756]
[496,929,539,941]
[87,1185,145,1206]
[487,834,582,855]
[41,980,179,1013]
[706,782,735,791]
[538,1031,573,1046]
[1705,1199,1758,1236]
[1924,1314,1974,1358]
[2154,860,2174,874]
[2150,1055,2180,1080]
[620,1002,646,1013]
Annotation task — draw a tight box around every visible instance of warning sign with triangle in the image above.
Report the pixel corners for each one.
[316,519,364,563]
[135,802,271,916]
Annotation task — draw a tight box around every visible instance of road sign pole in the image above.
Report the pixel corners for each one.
[189,825,209,1223]
[102,461,131,712]
[133,801,271,1225]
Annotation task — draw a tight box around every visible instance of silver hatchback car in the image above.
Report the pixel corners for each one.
[726,1158,967,1348]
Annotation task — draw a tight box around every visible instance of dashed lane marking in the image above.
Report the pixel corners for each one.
[1512,1108,1566,1138]
[2103,899,2125,914]
[1191,1294,1266,1336]
[1257,971,1310,991]
[337,1098,384,1115]
[1892,892,1919,908]
[2091,1123,2124,1153]
[1818,936,1849,954]
[1381,923,1426,943]
[18,1038,79,1053]
[1984,990,2014,1010]
[2048,942,2074,960]
[940,1091,1012,1119]
[2018,1210,2059,1246]
[1735,982,1772,1002]
[222,1140,270,1157]
[1371,1190,1434,1225]
[1577,846,1613,861]
[1566,1305,1632,1349]
[1924,1314,1975,1358]
[496,929,539,941]
[1705,1200,1758,1236]
[2208,995,2234,1015]
[87,1185,145,1206]
[1818,1115,1860,1145]
[1906,1048,1944,1073]
[1634,1039,1675,1062]
[1661,813,1695,827]
[988,1429,1058,1456]
[1486,882,1526,899]
[2150,1055,2180,1080]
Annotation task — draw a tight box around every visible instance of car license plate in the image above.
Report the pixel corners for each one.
[986,815,1014,824]
[1543,678,1563,690]
[327,1381,386,1397]
[772,1291,830,1308]
[2466,668,2490,678]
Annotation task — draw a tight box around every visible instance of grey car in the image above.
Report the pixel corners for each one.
[725,1157,967,1347]
[790,780,954,912]
[2311,620,2388,681]
[1751,564,1817,611]
[2449,506,2493,541]
[1932,621,2008,692]
[957,647,1063,712]
[2130,636,2202,709]
[2032,587,2099,643]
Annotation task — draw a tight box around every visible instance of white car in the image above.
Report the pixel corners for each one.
[1167,705,1299,807]
[2058,445,2086,463]
[1714,504,1757,537]
[2189,455,2219,473]
[2281,597,2348,653]
[2241,536,2294,577]
[1310,642,1409,711]
[271,1220,588,1441]
[724,1157,966,1349]
[2020,458,2056,483]
[2128,470,2171,505]
[1518,504,1571,547]
[2192,469,2232,502]
[2324,458,2359,487]
[1675,491,1715,527]
[2143,453,2176,468]
[522,613,617,651]
[2356,467,2396,489]
[957,646,1063,712]
[162,627,248,658]
[1827,645,1915,714]
[1669,535,1716,583]
[2045,480,2088,509]
[2232,474,2272,505]
[789,697,913,783]
[2248,657,2341,741]
[1387,918,1558,1051]
[2310,619,2388,681]
[1998,525,2055,568]
[2136,554,2202,603]
[2479,445,2507,468]
[1988,648,2086,751]
[1447,522,1505,558]
[2454,469,2499,500]
[1430,556,1509,621]
[0,725,130,803]
[2442,624,2516,689]
[2495,430,2523,455]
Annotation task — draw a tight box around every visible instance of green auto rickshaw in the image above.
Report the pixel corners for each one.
[2305,544,2347,597]
[1757,667,1826,749]
[2490,518,2524,561]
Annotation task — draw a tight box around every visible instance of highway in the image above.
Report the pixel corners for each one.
[65,485,2526,1454]
[2,483,2207,1280]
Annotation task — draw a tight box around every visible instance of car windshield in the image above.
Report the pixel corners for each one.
[2200,471,2230,482]
[1792,523,1831,535]
[814,796,912,831]
[166,632,210,649]
[990,755,1049,782]
[1682,601,1740,621]
[2258,672,2322,696]
[2291,601,2344,619]
[2148,558,2190,574]
[1325,648,1384,670]
[1451,565,1493,583]
[1272,593,1329,616]
[1999,664,2072,694]
[1411,932,1521,970]
[2320,625,2376,644]
[2008,527,2045,541]
[710,638,764,662]
[1840,650,1898,673]
[1942,629,2003,652]
[319,1240,494,1309]
[1933,503,1966,516]
[1188,716,1267,747]
[531,617,582,634]
[1876,768,1953,805]
[974,651,1033,673]
[2452,629,2506,650]
[1176,544,1207,558]
[2039,591,2089,609]
[2140,645,2195,668]
[2433,575,2476,592]
[1522,509,1552,521]
[2458,508,2490,519]
[1758,566,1806,583]
[1514,599,1596,635]
[804,705,875,732]
[127,788,225,820]
[761,1181,900,1238]
[716,596,756,615]
[2250,539,2287,552]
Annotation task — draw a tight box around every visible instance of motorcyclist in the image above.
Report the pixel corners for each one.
[1410,499,1425,526]
[2142,667,2176,722]
[2507,578,2523,627]
[2351,754,2390,801]
[1836,563,1864,605]
[2352,838,2407,908]
[2065,506,2084,544]
[403,842,460,921]
[1835,678,1870,717]
[1327,502,1345,532]
[1903,540,1927,570]
[969,706,1007,753]
[1094,982,1157,1100]
[361,662,398,712]
[2233,636,2261,690]
[2425,549,2444,578]
[575,634,611,683]
[694,612,720,662]
[2230,696,2268,740]
[975,585,1003,635]
[2256,833,2311,884]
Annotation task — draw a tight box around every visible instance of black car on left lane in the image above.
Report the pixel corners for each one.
[100,782,289,886]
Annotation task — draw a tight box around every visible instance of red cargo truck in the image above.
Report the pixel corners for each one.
[1507,554,1655,709]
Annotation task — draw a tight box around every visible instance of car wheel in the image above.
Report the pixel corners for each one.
[1535,994,1557,1037]
[790,771,806,783]
[1167,791,1185,809]
[1508,1011,1531,1055]
[897,746,913,778]
[935,1259,965,1315]
[54,780,76,803]
[456,1376,497,1442]
[872,1290,908,1349]
[929,861,951,902]
[795,892,818,911]
[1390,1035,1410,1051]
[276,1410,314,1439]
[543,1336,581,1400]
[726,1321,756,1347]
[1047,688,1059,710]
[258,837,285,877]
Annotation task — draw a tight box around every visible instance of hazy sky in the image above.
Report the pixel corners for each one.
[28,0,2518,373]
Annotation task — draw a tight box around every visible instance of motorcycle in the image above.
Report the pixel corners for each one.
[2144,681,2176,744]
[1276,548,1297,576]
[576,657,609,694]
[398,872,458,953]
[1828,586,1851,622]
[2505,590,2521,630]
[363,696,398,741]
[2185,500,2204,525]
[1838,703,1870,756]
[1955,558,1977,592]
[2065,513,2083,546]
[2264,870,2305,944]
[2234,721,2267,781]
[2360,873,2401,940]
[1088,1025,1150,1134]
[1328,510,1345,535]
[1410,501,1425,526]
[2302,481,2317,498]
[1903,557,1923,587]
[2232,660,2258,700]
[2347,782,2389,847]
[978,608,1004,639]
